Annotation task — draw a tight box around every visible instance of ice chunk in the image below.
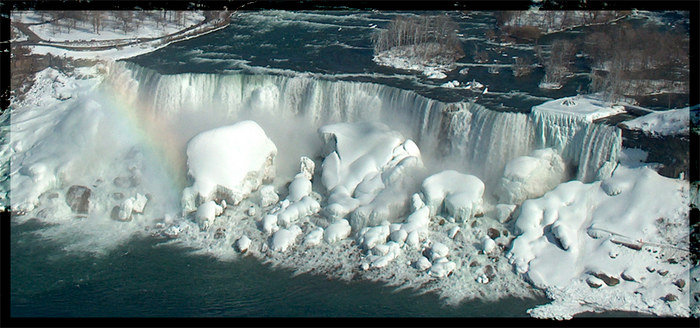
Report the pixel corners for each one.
[324,219,351,243]
[494,204,517,223]
[427,242,450,261]
[429,258,456,277]
[195,200,223,230]
[421,170,484,221]
[277,196,321,227]
[303,227,324,246]
[270,225,302,252]
[358,224,390,250]
[299,156,315,180]
[496,148,566,204]
[261,214,279,235]
[259,185,279,207]
[482,236,497,254]
[181,121,277,213]
[235,235,251,253]
[415,256,432,271]
[287,173,312,203]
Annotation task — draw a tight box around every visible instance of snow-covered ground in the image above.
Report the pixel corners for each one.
[14,11,205,42]
[507,164,691,319]
[10,11,225,61]
[620,107,690,137]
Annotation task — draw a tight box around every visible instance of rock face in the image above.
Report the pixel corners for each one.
[65,185,91,214]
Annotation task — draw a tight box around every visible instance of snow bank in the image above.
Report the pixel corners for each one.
[181,121,277,213]
[496,148,566,204]
[620,107,690,136]
[420,170,484,221]
[507,165,691,318]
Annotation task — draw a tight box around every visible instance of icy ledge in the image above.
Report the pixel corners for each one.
[620,107,691,137]
[531,95,626,122]
[507,165,691,319]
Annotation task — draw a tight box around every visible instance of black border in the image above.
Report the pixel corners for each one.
[1,0,699,327]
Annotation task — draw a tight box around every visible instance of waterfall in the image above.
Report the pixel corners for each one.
[105,61,621,185]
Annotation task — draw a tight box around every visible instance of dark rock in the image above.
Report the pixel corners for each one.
[646,266,656,273]
[484,264,495,278]
[502,230,509,237]
[110,205,131,222]
[471,220,477,228]
[469,261,479,267]
[593,272,620,286]
[667,258,678,264]
[621,272,636,282]
[662,293,678,302]
[587,277,603,288]
[65,185,91,214]
[673,279,685,289]
[214,228,226,239]
[487,228,500,239]
[113,177,131,188]
[658,269,669,276]
[439,218,445,225]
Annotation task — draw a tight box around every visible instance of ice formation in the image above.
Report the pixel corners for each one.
[496,148,567,205]
[181,121,277,213]
[420,170,484,221]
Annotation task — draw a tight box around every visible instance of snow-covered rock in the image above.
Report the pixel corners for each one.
[258,185,279,208]
[270,225,302,252]
[324,219,351,243]
[421,170,484,221]
[195,200,223,230]
[620,107,690,136]
[496,148,566,205]
[303,227,324,246]
[181,121,277,213]
[235,235,251,253]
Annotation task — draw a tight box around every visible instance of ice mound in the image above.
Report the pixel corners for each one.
[495,148,567,205]
[420,170,484,222]
[181,121,277,213]
[318,122,423,231]
[507,165,691,318]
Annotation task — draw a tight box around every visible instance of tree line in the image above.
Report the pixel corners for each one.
[17,11,195,35]
[372,15,464,66]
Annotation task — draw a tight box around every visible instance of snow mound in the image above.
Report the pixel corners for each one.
[620,107,690,136]
[496,148,567,205]
[507,165,691,318]
[181,121,277,213]
[420,170,484,222]
[318,122,423,231]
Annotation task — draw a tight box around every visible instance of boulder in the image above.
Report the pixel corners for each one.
[65,185,91,214]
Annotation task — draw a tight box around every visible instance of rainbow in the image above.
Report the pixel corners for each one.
[96,72,189,198]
